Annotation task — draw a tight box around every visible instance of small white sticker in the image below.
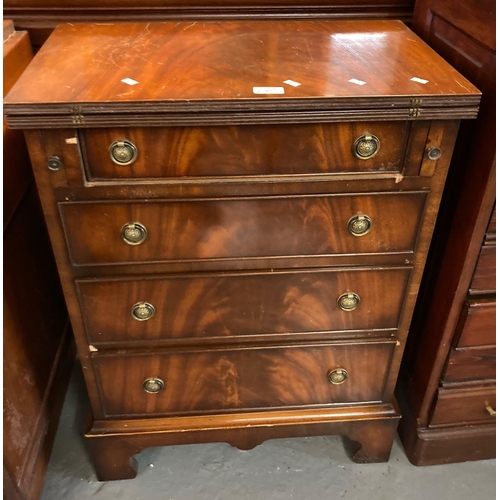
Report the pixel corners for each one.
[121,78,139,86]
[283,79,301,87]
[411,77,429,84]
[65,137,78,144]
[253,86,285,95]
[348,78,367,86]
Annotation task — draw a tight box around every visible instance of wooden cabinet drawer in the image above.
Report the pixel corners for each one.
[469,243,495,294]
[453,299,495,348]
[81,122,410,180]
[60,192,426,266]
[443,346,496,383]
[430,386,496,426]
[77,267,410,346]
[93,341,395,417]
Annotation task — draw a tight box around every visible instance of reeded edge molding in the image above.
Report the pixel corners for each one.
[5,106,479,129]
[87,403,400,436]
[4,95,481,114]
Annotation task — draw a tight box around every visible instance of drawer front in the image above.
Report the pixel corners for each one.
[470,243,496,294]
[430,386,496,426]
[454,299,496,348]
[60,192,426,265]
[93,342,395,417]
[443,346,496,383]
[82,122,409,180]
[77,267,410,345]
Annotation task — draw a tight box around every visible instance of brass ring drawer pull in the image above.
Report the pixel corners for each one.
[486,406,496,416]
[131,302,155,321]
[109,139,138,165]
[121,222,148,245]
[347,214,372,236]
[327,368,348,385]
[353,134,380,159]
[337,292,360,311]
[143,377,164,394]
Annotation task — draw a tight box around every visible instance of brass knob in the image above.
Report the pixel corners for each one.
[337,292,360,311]
[353,134,380,160]
[47,155,63,171]
[427,147,442,161]
[486,406,496,416]
[143,377,164,394]
[121,222,147,245]
[327,368,348,385]
[347,214,372,237]
[109,139,138,165]
[131,302,155,321]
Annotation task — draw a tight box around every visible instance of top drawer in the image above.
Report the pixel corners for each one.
[81,122,410,180]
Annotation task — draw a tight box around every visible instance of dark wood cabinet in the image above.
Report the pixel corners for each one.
[5,20,479,480]
[397,0,496,465]
[3,21,74,500]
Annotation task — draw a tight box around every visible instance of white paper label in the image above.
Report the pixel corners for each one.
[348,78,367,86]
[410,77,429,84]
[283,79,301,87]
[121,78,139,86]
[253,86,285,95]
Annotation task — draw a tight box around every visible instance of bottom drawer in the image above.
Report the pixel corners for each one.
[94,341,395,417]
[430,386,496,426]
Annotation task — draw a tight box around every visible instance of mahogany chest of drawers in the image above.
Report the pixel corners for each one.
[4,20,480,480]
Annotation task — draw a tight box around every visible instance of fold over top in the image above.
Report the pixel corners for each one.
[4,20,481,127]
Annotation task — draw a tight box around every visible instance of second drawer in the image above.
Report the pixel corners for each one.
[77,267,410,345]
[60,192,426,266]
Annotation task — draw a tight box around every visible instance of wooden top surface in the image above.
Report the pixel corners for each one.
[4,20,480,125]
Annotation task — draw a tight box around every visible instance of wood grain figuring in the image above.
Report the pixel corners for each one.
[430,385,496,426]
[83,122,409,179]
[76,267,410,345]
[443,346,496,383]
[3,20,480,124]
[60,192,426,265]
[3,0,415,54]
[453,299,495,348]
[469,243,496,294]
[93,342,395,417]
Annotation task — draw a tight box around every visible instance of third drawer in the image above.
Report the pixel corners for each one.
[76,267,410,345]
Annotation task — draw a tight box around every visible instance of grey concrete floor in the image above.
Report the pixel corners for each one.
[40,364,496,500]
